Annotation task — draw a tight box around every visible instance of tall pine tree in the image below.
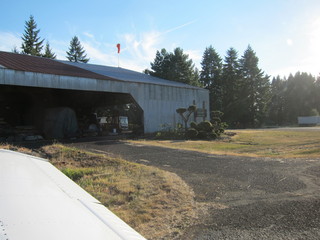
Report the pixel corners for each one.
[268,76,286,125]
[66,36,89,63]
[221,47,241,126]
[283,72,316,123]
[238,45,270,127]
[200,46,223,112]
[21,15,44,56]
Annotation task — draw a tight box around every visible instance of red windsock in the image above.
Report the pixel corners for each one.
[116,43,120,53]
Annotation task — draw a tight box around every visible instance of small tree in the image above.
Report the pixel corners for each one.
[42,42,56,59]
[66,36,89,63]
[176,105,197,131]
[21,15,44,56]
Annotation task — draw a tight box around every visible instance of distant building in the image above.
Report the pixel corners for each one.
[0,51,209,138]
[298,116,320,126]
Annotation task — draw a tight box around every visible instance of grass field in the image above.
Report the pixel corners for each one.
[131,128,320,158]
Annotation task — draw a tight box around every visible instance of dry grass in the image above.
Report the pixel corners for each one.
[129,128,320,159]
[0,143,198,240]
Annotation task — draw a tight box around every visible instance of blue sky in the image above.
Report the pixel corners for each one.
[1,0,320,78]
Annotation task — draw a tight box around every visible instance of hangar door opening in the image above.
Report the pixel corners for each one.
[0,85,144,140]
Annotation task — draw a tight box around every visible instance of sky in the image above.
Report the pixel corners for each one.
[1,0,320,78]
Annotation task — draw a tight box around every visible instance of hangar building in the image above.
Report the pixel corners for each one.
[0,51,209,139]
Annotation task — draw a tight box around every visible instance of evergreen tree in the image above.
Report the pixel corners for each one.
[268,76,286,125]
[221,47,241,127]
[238,45,270,127]
[191,68,201,87]
[283,72,316,123]
[147,47,200,86]
[200,46,223,112]
[149,48,171,79]
[21,15,44,56]
[66,36,89,63]
[42,41,56,59]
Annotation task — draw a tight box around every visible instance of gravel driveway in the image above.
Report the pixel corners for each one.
[69,139,320,239]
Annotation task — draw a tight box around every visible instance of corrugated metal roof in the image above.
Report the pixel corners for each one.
[61,61,201,89]
[0,51,113,81]
[0,51,203,90]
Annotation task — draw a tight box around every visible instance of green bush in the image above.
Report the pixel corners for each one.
[176,108,187,114]
[197,121,213,132]
[155,123,185,140]
[186,128,198,139]
[197,131,209,139]
[190,121,198,129]
[187,105,197,112]
[208,131,218,140]
[211,117,221,124]
[155,110,228,141]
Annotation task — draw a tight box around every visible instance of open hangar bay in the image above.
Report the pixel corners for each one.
[0,51,209,140]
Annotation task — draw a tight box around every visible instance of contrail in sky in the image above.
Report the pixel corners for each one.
[163,19,197,35]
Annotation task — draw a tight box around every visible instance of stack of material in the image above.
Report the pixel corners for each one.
[14,126,43,141]
[0,122,43,142]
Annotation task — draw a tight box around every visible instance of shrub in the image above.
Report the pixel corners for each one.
[190,121,198,129]
[185,128,198,139]
[156,110,227,141]
[197,131,209,139]
[208,131,218,140]
[155,123,185,140]
[197,121,213,132]
[176,108,187,115]
[187,105,197,112]
[211,117,221,124]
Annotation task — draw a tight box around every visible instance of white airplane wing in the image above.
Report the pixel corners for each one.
[0,149,146,240]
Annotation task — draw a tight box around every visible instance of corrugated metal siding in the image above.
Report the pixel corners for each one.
[0,66,209,133]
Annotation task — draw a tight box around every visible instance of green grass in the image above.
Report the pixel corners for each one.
[130,128,320,158]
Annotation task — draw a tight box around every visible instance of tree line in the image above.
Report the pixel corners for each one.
[146,46,320,128]
[13,15,89,63]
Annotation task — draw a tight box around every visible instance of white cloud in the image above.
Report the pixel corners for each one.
[185,49,202,66]
[0,32,21,52]
[286,38,293,46]
[82,41,117,66]
[83,32,94,39]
